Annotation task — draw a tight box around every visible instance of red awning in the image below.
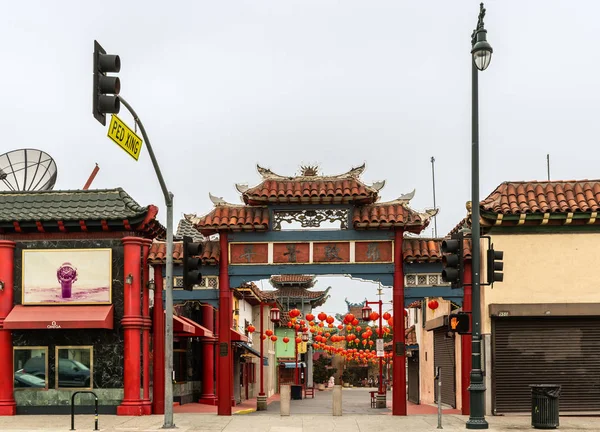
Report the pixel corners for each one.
[174,316,213,338]
[231,329,248,343]
[3,305,114,330]
[173,315,195,334]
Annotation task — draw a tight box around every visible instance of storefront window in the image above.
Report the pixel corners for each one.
[14,347,48,390]
[173,348,187,383]
[55,346,93,389]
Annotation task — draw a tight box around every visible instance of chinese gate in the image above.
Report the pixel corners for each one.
[185,164,463,416]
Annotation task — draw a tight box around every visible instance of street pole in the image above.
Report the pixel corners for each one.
[259,303,265,398]
[294,326,299,385]
[466,4,491,428]
[378,301,383,395]
[118,97,176,429]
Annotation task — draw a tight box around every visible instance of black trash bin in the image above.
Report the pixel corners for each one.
[530,384,560,429]
[291,385,303,400]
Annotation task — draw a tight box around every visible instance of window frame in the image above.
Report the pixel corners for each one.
[13,346,49,391]
[55,345,94,390]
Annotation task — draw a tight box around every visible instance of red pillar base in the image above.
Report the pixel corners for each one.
[141,401,152,415]
[116,401,146,416]
[199,396,218,406]
[0,403,16,416]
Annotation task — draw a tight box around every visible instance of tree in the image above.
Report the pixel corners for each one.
[313,355,336,384]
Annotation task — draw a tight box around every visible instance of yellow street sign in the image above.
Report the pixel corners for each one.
[107,114,143,161]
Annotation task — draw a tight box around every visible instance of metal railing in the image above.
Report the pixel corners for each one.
[70,391,99,431]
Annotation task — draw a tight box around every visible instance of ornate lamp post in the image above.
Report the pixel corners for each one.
[467,3,493,430]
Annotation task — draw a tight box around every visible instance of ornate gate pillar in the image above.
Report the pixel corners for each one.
[141,238,152,414]
[151,264,165,415]
[392,230,407,416]
[0,240,16,416]
[199,304,217,405]
[217,232,232,415]
[461,260,473,415]
[117,236,144,416]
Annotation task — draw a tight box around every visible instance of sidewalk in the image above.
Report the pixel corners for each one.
[0,413,598,431]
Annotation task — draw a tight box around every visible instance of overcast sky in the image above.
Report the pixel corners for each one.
[2,1,598,317]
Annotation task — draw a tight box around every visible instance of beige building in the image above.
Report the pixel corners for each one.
[418,179,600,415]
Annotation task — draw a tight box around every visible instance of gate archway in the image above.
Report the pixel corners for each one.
[185,164,460,416]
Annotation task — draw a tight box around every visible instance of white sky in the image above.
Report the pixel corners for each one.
[2,1,598,314]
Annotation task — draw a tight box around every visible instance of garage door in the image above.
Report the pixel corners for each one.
[493,317,600,413]
[434,328,456,407]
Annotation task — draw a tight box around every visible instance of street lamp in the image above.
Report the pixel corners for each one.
[270,306,281,323]
[467,3,492,430]
[301,330,309,343]
[361,305,372,321]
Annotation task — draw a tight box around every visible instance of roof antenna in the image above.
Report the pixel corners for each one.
[83,163,100,190]
[546,154,550,181]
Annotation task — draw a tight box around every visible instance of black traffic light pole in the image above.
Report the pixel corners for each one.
[467,3,492,429]
[92,41,176,429]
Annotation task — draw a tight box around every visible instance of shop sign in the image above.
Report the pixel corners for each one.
[47,321,61,329]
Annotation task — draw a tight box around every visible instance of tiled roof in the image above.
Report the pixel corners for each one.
[481,180,600,215]
[148,240,219,264]
[271,275,315,283]
[261,287,331,303]
[403,238,442,262]
[0,188,163,235]
[176,218,205,242]
[238,164,381,205]
[352,200,435,233]
[407,300,422,309]
[242,179,379,205]
[186,206,269,235]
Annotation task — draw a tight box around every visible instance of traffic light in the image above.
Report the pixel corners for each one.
[448,312,470,334]
[182,236,203,291]
[441,232,464,288]
[487,245,504,285]
[93,40,121,126]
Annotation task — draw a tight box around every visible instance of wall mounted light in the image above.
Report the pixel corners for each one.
[0,280,4,291]
[148,280,155,291]
[126,274,133,285]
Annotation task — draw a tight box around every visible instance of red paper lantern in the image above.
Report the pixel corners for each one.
[283,336,290,343]
[270,335,277,342]
[318,312,327,321]
[352,318,359,326]
[265,329,273,337]
[290,308,301,318]
[428,299,439,310]
[369,311,379,322]
[287,321,293,328]
[337,324,343,330]
[404,309,409,316]
[305,313,315,322]
[382,312,391,320]
[295,337,302,344]
[326,316,334,324]
[261,334,267,340]
[247,324,255,333]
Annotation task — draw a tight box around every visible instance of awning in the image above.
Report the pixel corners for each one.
[174,316,213,338]
[173,315,195,335]
[231,329,248,343]
[234,342,262,359]
[281,362,306,369]
[3,305,114,330]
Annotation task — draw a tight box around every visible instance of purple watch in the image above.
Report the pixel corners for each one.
[57,262,78,299]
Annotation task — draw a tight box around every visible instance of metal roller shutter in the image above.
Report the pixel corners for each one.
[493,317,600,414]
[434,328,456,408]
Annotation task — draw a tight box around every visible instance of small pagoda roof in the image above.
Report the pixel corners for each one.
[270,275,316,288]
[261,286,331,308]
[0,188,164,236]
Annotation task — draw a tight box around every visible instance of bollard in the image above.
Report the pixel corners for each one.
[332,385,342,416]
[280,384,291,416]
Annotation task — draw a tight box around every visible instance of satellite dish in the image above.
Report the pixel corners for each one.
[0,149,58,192]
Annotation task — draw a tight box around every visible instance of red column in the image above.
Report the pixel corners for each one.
[259,303,264,396]
[117,236,144,416]
[199,304,217,405]
[461,259,473,415]
[151,265,165,415]
[0,240,16,416]
[217,232,232,415]
[392,230,407,416]
[141,239,152,414]
[378,301,383,395]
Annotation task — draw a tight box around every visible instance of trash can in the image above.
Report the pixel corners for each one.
[291,385,303,400]
[530,384,560,429]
